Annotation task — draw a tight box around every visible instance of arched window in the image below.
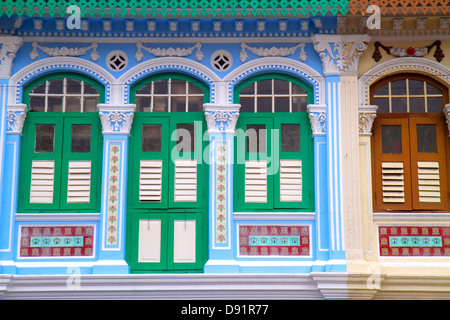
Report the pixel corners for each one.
[371,74,449,212]
[18,73,104,212]
[127,73,209,273]
[233,74,314,212]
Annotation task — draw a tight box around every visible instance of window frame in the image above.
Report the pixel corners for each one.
[233,74,314,212]
[18,73,104,213]
[371,74,450,213]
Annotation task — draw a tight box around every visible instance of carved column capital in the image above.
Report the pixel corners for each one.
[311,34,370,75]
[358,105,378,136]
[444,104,450,137]
[307,104,326,136]
[203,103,241,134]
[98,104,136,135]
[0,36,23,78]
[6,104,27,135]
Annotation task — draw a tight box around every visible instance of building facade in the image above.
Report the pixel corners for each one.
[0,0,449,299]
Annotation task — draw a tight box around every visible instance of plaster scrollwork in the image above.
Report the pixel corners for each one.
[312,35,370,75]
[358,105,378,136]
[307,104,326,136]
[203,104,240,134]
[240,42,307,63]
[98,104,136,135]
[30,42,100,61]
[6,104,27,135]
[135,42,204,62]
[444,104,450,137]
[0,36,23,78]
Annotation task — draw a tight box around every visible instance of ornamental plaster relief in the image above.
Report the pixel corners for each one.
[358,105,378,136]
[307,104,326,136]
[98,104,136,135]
[239,42,307,63]
[29,41,100,61]
[444,104,450,136]
[135,42,204,62]
[6,104,27,135]
[0,36,23,78]
[312,34,370,75]
[203,104,240,134]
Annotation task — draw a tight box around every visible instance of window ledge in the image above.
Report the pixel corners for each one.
[233,212,315,221]
[373,212,450,222]
[15,213,101,222]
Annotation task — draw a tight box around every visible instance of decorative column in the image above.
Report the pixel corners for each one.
[0,37,23,272]
[203,103,240,273]
[307,104,330,266]
[357,105,378,268]
[312,34,370,270]
[96,104,135,273]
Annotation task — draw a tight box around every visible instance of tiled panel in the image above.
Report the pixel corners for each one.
[19,225,94,257]
[379,226,450,257]
[239,225,310,257]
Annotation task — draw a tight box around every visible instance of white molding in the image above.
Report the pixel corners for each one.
[373,212,450,222]
[358,57,450,107]
[224,57,325,105]
[358,105,378,136]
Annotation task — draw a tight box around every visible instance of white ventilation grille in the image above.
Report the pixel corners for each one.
[139,160,163,202]
[30,160,55,204]
[280,160,302,202]
[174,160,197,202]
[417,161,441,203]
[381,162,405,203]
[67,161,91,203]
[245,160,267,203]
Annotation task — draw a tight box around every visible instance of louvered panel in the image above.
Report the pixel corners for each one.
[417,161,441,203]
[245,161,267,203]
[280,160,302,202]
[381,162,405,203]
[174,160,197,202]
[139,160,163,202]
[67,161,91,203]
[30,160,55,204]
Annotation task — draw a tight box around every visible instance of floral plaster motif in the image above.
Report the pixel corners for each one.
[106,145,121,245]
[216,144,227,244]
[30,42,100,61]
[372,41,444,62]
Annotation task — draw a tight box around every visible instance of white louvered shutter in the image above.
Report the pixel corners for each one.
[139,160,163,202]
[279,160,302,202]
[67,161,91,203]
[417,161,441,203]
[174,160,197,202]
[30,160,55,204]
[381,162,405,203]
[245,160,267,203]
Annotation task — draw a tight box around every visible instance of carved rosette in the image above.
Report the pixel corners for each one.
[444,104,450,137]
[98,104,136,135]
[203,104,240,134]
[358,105,378,136]
[0,36,23,78]
[312,35,370,75]
[307,104,326,136]
[6,104,27,135]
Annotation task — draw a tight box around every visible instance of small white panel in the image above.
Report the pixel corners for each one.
[245,160,267,203]
[67,160,91,203]
[30,160,55,203]
[138,220,161,263]
[173,220,196,263]
[417,161,441,203]
[280,160,302,202]
[139,160,163,202]
[381,161,405,203]
[174,160,197,202]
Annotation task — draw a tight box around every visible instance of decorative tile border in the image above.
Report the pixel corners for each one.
[106,144,121,246]
[216,144,227,244]
[379,226,450,257]
[19,225,94,258]
[238,225,311,257]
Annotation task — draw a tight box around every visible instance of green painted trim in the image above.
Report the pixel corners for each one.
[129,72,210,106]
[233,74,315,212]
[233,72,314,106]
[22,72,105,110]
